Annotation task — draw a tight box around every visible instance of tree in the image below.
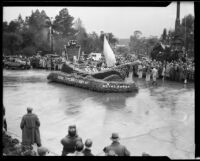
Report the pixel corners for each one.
[133,30,142,39]
[161,28,167,44]
[53,8,76,38]
[129,29,159,58]
[50,8,77,54]
[163,14,194,58]
[116,46,129,56]
[3,32,23,55]
[3,21,9,32]
[129,30,143,55]
[7,20,20,33]
[74,18,101,55]
[74,17,83,31]
[106,33,119,48]
[146,36,159,55]
[26,9,49,32]
[89,32,102,52]
[181,14,194,57]
[22,46,36,57]
[25,9,50,53]
[74,18,88,49]
[17,14,25,32]
[20,29,35,49]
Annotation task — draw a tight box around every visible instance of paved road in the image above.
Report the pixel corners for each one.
[3,69,194,158]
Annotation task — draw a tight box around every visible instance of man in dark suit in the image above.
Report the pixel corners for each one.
[103,133,130,156]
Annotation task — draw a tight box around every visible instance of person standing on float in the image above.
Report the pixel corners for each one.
[145,64,151,85]
[138,63,143,79]
[152,66,158,85]
[161,63,166,82]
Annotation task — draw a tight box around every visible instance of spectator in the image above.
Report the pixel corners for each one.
[60,125,82,156]
[67,141,84,156]
[82,139,94,156]
[20,107,41,147]
[103,133,130,156]
[107,150,118,156]
[37,146,49,156]
[142,152,151,156]
[145,64,151,83]
[3,105,7,132]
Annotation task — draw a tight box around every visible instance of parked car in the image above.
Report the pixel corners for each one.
[4,57,31,70]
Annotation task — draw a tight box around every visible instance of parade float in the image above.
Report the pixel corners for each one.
[47,36,138,93]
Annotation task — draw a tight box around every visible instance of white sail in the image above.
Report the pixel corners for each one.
[103,36,116,67]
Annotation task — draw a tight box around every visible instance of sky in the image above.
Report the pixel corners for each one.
[3,2,194,39]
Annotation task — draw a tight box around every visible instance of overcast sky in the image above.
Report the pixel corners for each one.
[3,2,194,39]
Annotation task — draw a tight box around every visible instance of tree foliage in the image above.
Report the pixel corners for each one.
[53,8,76,37]
[129,30,159,57]
[161,28,167,43]
[116,46,129,56]
[151,14,194,61]
[3,32,23,55]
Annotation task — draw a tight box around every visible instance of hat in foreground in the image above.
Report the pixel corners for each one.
[110,133,119,140]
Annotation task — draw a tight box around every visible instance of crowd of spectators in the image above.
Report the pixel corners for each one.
[2,107,135,156]
[29,54,66,70]
[3,52,194,83]
[131,58,194,83]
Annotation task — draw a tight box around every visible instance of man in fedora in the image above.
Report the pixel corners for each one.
[103,133,130,156]
[20,107,41,147]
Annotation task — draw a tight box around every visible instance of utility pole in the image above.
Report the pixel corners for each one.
[175,1,180,33]
[49,17,54,53]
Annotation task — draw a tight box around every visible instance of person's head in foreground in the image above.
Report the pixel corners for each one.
[85,139,92,149]
[37,146,49,156]
[27,107,33,113]
[68,125,77,137]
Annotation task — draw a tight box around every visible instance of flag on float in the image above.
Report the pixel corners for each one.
[103,35,116,67]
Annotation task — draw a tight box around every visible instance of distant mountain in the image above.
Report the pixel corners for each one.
[118,39,130,46]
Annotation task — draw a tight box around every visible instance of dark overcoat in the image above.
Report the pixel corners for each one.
[103,141,130,156]
[82,148,94,156]
[60,134,82,156]
[20,113,41,146]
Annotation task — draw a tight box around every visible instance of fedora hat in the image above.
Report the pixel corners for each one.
[110,133,119,140]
